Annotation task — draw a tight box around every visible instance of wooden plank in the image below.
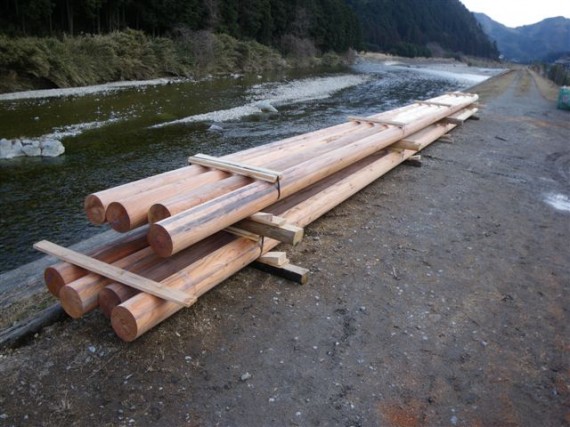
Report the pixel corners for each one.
[188,154,281,183]
[348,116,407,127]
[415,100,454,107]
[252,261,309,285]
[234,219,304,245]
[33,241,195,306]
[258,251,288,267]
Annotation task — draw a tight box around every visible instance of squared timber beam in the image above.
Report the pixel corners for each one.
[252,261,309,285]
[234,219,304,245]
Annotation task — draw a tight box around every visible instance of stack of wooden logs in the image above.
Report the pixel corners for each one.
[35,92,479,341]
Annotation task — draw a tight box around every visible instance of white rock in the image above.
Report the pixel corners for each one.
[256,101,278,113]
[0,139,25,159]
[208,124,224,133]
[22,142,41,156]
[40,139,65,157]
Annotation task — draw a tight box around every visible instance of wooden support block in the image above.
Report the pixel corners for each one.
[348,116,406,127]
[252,261,309,285]
[404,155,422,167]
[234,219,304,245]
[443,117,464,126]
[250,212,287,226]
[468,114,480,121]
[438,135,453,143]
[258,251,288,267]
[391,140,422,151]
[188,154,282,183]
[33,241,196,306]
[224,226,261,242]
[415,100,454,107]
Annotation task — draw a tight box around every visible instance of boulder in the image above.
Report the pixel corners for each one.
[40,139,65,157]
[256,101,278,113]
[0,139,25,159]
[21,140,42,156]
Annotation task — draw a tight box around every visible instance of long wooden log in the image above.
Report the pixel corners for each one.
[106,169,231,232]
[44,226,149,297]
[85,100,425,227]
[148,125,383,224]
[111,104,478,341]
[84,118,376,225]
[98,283,139,318]
[112,123,384,231]
[148,95,478,257]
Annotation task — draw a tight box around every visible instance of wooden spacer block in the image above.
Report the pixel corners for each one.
[443,117,464,126]
[188,153,282,183]
[391,140,422,151]
[438,135,453,143]
[258,251,288,267]
[252,261,309,285]
[404,155,422,167]
[249,212,287,226]
[234,219,304,245]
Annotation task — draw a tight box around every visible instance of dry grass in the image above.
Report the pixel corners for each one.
[528,69,560,102]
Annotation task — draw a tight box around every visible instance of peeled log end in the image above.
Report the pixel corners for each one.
[148,223,175,257]
[99,284,139,319]
[111,305,140,342]
[44,267,68,297]
[106,202,133,233]
[148,203,172,224]
[59,286,89,319]
[84,194,107,225]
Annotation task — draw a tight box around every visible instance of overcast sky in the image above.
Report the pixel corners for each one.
[458,0,570,27]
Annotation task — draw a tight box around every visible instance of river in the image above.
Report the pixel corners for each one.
[0,60,497,273]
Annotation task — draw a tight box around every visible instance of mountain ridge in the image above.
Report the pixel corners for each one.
[474,13,570,62]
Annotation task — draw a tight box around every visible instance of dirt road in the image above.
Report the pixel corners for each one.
[0,70,568,426]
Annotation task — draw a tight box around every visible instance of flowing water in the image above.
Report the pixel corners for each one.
[0,61,497,273]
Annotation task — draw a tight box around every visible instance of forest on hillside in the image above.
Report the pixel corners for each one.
[0,0,498,59]
[0,0,361,54]
[348,0,499,58]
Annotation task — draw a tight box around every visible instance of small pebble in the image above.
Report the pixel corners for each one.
[240,372,252,381]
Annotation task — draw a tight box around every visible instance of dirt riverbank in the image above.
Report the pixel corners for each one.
[0,69,568,426]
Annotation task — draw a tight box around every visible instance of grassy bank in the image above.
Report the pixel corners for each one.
[0,30,352,93]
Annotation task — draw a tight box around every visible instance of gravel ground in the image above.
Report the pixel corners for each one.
[0,69,568,426]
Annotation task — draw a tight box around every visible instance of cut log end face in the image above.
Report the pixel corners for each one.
[59,286,87,319]
[84,195,106,225]
[111,306,139,342]
[44,267,66,297]
[148,224,175,258]
[106,202,132,233]
[148,204,172,224]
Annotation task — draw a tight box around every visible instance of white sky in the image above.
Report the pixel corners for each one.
[459,0,570,27]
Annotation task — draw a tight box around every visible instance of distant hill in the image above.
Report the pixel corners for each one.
[348,0,499,58]
[474,13,570,62]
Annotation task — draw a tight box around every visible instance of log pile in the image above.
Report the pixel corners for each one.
[35,92,479,341]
